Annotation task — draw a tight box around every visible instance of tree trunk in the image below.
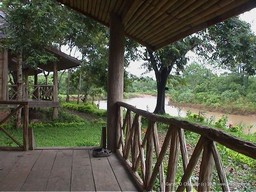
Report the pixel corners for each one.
[154,67,169,114]
[66,69,71,102]
[16,52,23,128]
[77,72,81,104]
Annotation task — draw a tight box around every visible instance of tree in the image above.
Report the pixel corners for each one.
[207,16,256,75]
[142,37,200,114]
[142,16,256,114]
[2,0,69,126]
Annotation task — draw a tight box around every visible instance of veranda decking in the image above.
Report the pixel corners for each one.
[0,149,138,191]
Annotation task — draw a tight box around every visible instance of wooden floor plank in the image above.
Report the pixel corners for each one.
[108,154,139,191]
[0,150,41,191]
[0,149,138,191]
[20,150,57,191]
[46,150,73,191]
[71,149,95,191]
[90,152,121,191]
[0,151,23,180]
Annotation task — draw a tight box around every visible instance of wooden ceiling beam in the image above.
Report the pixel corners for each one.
[56,0,256,50]
[152,0,256,50]
[125,0,170,33]
[140,0,221,43]
[149,0,252,47]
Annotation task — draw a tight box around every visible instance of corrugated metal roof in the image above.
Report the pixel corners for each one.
[56,0,256,50]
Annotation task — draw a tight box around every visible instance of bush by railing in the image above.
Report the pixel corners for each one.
[62,102,107,117]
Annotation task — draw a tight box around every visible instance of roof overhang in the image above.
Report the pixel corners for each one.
[56,0,256,50]
[8,47,81,74]
[39,47,80,72]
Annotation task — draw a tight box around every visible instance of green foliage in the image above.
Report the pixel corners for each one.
[2,0,67,65]
[126,76,156,94]
[32,122,101,147]
[169,63,256,113]
[207,17,256,75]
[186,110,205,123]
[62,102,107,117]
[214,115,228,129]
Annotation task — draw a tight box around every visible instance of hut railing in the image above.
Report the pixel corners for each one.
[32,85,53,101]
[0,101,31,151]
[7,85,53,101]
[116,102,256,191]
[7,85,25,100]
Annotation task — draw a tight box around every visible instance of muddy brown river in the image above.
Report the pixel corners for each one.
[97,95,256,134]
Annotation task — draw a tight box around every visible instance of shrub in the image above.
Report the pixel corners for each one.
[62,102,107,117]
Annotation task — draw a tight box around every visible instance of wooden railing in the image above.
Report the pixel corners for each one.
[32,85,53,100]
[8,85,53,101]
[7,85,25,100]
[0,101,31,151]
[116,102,256,191]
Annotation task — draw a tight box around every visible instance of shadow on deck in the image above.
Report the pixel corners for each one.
[0,148,138,191]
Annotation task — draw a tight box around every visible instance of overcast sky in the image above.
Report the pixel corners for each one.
[239,8,256,33]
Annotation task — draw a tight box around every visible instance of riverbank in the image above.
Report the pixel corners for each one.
[169,99,256,116]
[121,94,256,134]
[125,92,256,115]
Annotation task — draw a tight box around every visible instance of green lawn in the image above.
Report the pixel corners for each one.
[0,105,105,148]
[33,122,102,147]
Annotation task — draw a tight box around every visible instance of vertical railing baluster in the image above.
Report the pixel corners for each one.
[145,121,153,188]
[177,136,207,192]
[211,143,230,192]
[178,128,192,191]
[165,128,179,192]
[198,140,214,192]
[152,123,165,192]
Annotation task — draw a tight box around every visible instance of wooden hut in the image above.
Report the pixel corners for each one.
[0,10,80,107]
[6,47,80,119]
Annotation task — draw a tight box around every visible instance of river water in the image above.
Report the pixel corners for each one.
[97,95,256,134]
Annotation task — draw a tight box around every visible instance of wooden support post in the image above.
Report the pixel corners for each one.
[28,127,35,150]
[24,72,29,100]
[107,13,125,151]
[23,104,29,151]
[0,49,8,100]
[53,63,58,119]
[33,71,39,100]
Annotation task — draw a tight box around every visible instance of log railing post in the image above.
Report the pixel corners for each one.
[165,128,179,192]
[178,129,192,191]
[198,140,214,192]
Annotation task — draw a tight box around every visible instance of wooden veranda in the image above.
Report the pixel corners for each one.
[0,149,138,191]
[1,0,256,191]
